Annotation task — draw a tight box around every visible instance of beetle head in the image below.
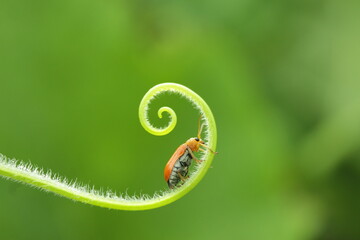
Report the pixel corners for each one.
[186,137,204,152]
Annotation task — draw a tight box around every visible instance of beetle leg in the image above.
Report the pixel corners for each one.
[177,172,189,182]
[187,146,204,164]
[199,149,214,168]
[200,143,218,154]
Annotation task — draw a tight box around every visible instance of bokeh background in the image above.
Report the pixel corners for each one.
[1,0,359,239]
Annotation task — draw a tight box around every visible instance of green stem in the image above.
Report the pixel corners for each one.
[0,83,217,210]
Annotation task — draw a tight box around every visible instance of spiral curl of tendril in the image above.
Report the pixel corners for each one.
[0,83,217,210]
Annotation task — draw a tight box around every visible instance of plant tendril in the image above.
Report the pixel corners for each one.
[0,83,217,210]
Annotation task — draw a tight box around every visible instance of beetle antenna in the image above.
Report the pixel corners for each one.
[198,124,204,139]
[197,114,204,139]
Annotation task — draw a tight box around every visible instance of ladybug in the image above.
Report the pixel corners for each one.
[164,117,217,189]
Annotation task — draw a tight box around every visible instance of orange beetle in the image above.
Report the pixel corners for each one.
[164,116,217,188]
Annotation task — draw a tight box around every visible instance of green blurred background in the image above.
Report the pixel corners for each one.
[1,0,359,239]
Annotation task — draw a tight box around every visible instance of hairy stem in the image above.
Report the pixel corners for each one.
[0,83,217,210]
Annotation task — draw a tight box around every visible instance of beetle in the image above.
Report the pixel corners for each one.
[164,116,217,189]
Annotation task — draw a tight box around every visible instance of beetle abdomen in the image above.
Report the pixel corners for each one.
[167,149,192,188]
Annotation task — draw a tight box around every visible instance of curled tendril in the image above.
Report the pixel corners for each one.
[0,83,217,210]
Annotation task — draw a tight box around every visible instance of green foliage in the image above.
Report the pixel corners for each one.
[0,0,359,239]
[0,83,217,210]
